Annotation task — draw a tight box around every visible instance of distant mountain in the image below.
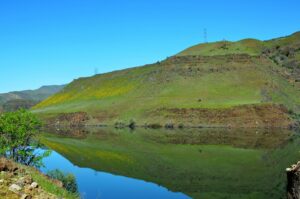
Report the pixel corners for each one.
[0,85,65,112]
[33,32,300,128]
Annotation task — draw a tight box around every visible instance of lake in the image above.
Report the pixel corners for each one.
[40,127,300,199]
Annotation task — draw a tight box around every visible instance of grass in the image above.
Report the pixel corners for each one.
[40,128,300,199]
[177,31,300,57]
[25,166,79,199]
[177,39,263,56]
[0,161,78,199]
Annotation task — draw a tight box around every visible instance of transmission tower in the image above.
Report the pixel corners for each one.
[204,28,208,43]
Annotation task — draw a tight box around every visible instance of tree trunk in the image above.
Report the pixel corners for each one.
[287,161,300,199]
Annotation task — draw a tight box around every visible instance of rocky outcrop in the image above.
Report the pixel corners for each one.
[0,158,67,199]
[48,112,89,127]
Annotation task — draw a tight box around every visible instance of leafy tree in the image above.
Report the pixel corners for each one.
[47,169,78,193]
[0,109,50,167]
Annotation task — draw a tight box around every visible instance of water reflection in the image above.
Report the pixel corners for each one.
[41,151,189,199]
[41,127,300,199]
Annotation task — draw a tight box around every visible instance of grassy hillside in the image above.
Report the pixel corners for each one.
[33,32,300,127]
[0,85,65,112]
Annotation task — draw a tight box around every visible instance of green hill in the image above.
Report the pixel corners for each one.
[33,32,300,128]
[0,85,65,112]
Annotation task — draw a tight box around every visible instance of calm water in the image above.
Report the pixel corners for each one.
[41,151,189,199]
[40,128,300,199]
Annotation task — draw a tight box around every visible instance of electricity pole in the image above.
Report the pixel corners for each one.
[204,28,208,43]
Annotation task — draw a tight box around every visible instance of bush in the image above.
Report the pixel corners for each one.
[178,123,185,129]
[288,109,294,115]
[47,169,78,193]
[114,121,126,129]
[165,123,174,129]
[0,109,50,167]
[128,119,136,129]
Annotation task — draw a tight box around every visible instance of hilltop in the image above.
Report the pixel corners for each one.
[0,85,65,112]
[33,32,300,128]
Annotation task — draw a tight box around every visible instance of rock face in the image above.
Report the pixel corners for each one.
[49,112,89,127]
[286,161,300,199]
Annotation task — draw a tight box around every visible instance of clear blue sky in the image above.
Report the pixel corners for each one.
[0,0,300,93]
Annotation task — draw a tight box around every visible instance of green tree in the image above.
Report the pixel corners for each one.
[47,169,78,193]
[0,109,50,167]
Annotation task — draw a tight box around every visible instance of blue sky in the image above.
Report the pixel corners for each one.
[0,0,299,93]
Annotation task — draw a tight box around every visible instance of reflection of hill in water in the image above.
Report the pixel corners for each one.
[138,128,294,149]
[42,128,300,199]
[45,127,294,149]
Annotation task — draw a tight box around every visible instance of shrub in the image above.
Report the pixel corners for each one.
[114,121,126,129]
[47,169,78,193]
[0,109,50,167]
[165,123,174,129]
[288,109,294,115]
[178,123,185,129]
[128,119,136,129]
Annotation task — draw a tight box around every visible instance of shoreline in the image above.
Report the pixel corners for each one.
[0,158,78,199]
[44,123,300,130]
